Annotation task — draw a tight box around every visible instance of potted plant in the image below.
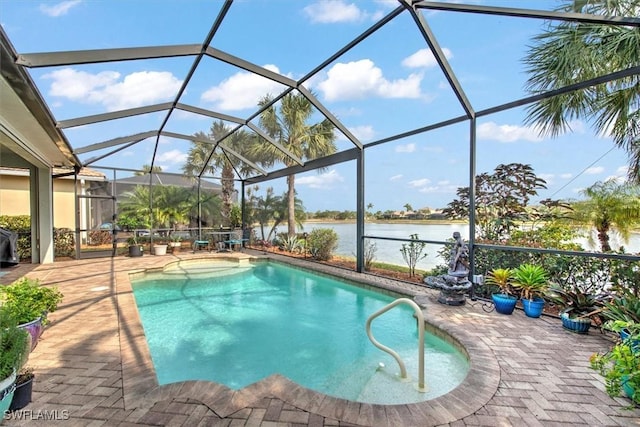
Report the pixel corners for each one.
[0,311,29,415]
[9,367,34,411]
[127,235,143,257]
[152,239,168,256]
[512,263,549,318]
[600,293,640,341]
[486,268,517,315]
[603,320,640,352]
[168,234,182,252]
[0,277,63,350]
[546,285,604,333]
[591,340,640,404]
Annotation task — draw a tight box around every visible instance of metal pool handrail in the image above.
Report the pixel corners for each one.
[365,298,427,392]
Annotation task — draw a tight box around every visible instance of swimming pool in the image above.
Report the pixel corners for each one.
[130,259,469,404]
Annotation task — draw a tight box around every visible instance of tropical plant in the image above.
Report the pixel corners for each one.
[152,185,192,230]
[185,121,256,226]
[601,293,640,325]
[279,234,301,253]
[485,268,513,296]
[545,285,605,321]
[569,180,640,252]
[591,341,640,404]
[511,264,549,301]
[443,163,548,241]
[134,164,163,176]
[524,0,640,181]
[257,92,337,236]
[400,234,428,278]
[306,228,338,261]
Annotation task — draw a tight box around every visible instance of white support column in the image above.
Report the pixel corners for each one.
[30,165,54,263]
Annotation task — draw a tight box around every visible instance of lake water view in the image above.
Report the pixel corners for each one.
[263,222,640,271]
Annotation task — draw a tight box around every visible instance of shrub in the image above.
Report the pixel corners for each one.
[0,277,64,325]
[54,228,75,257]
[400,234,428,277]
[0,311,29,381]
[280,234,301,253]
[0,215,31,261]
[88,230,112,246]
[307,228,338,261]
[363,239,377,271]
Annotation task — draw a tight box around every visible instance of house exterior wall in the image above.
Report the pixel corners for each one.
[0,174,30,217]
[0,173,78,229]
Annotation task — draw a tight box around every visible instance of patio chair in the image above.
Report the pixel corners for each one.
[192,240,210,253]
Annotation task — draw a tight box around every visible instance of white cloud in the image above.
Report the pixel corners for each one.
[43,68,182,111]
[409,178,460,194]
[156,149,187,163]
[389,174,403,181]
[477,121,543,143]
[395,143,416,153]
[317,59,424,101]
[345,125,375,142]
[408,178,431,188]
[585,166,604,175]
[402,48,453,69]
[201,65,286,110]
[560,173,573,179]
[303,0,364,23]
[616,165,629,176]
[539,173,555,185]
[40,0,82,17]
[297,169,344,189]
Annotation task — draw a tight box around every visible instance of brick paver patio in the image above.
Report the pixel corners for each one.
[1,251,639,426]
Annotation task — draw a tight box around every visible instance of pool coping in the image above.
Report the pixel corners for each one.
[117,253,500,426]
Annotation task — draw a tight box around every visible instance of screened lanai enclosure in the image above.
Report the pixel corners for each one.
[1,1,639,280]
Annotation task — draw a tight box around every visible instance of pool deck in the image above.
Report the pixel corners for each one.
[1,251,639,426]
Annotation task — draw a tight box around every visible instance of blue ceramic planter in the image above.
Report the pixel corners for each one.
[0,372,17,416]
[492,293,517,315]
[561,312,591,334]
[521,297,545,318]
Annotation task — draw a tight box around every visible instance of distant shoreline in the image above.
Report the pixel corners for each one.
[303,219,469,225]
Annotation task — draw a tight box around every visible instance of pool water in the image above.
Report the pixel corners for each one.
[131,260,469,404]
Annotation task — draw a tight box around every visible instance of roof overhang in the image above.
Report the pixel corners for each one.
[0,27,80,169]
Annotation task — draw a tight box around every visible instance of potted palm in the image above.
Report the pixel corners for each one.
[486,268,517,315]
[512,263,549,318]
[546,285,604,333]
[0,311,29,415]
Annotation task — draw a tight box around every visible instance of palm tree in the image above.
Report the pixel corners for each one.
[524,0,640,180]
[570,180,640,252]
[153,185,192,231]
[134,165,162,176]
[118,185,152,226]
[183,121,255,226]
[256,92,337,236]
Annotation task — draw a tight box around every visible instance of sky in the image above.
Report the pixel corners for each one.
[1,0,633,212]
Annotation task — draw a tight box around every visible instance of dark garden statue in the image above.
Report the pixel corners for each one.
[424,232,472,305]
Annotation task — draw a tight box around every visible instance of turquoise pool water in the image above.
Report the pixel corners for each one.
[131,260,469,404]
